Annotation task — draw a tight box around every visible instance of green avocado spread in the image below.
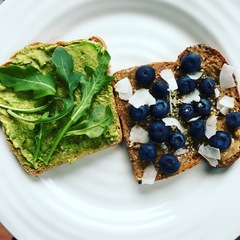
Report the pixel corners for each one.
[0,40,120,173]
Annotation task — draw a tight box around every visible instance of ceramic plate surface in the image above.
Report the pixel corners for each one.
[0,1,240,240]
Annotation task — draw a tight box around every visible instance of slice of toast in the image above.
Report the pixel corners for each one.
[113,44,240,183]
[0,37,122,176]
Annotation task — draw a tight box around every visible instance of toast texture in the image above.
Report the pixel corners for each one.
[113,44,240,183]
[0,37,122,176]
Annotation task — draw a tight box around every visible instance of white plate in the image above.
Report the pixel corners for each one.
[0,0,240,240]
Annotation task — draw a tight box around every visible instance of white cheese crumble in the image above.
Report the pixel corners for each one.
[115,77,133,100]
[205,116,217,139]
[160,69,178,91]
[142,162,157,185]
[219,63,236,90]
[182,89,201,103]
[129,125,149,143]
[128,88,156,108]
[162,117,185,133]
[198,144,220,167]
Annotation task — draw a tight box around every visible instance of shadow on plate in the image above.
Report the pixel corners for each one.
[201,160,231,175]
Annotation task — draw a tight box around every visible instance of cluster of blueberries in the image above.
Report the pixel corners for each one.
[130,53,240,174]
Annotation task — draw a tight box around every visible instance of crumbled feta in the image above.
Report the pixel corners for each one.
[128,88,156,108]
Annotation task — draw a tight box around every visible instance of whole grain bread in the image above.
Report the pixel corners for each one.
[0,37,122,176]
[113,44,240,183]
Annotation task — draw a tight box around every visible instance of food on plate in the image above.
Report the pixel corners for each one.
[113,44,240,184]
[0,37,122,176]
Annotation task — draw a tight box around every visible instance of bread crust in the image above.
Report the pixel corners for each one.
[113,44,240,183]
[0,37,122,176]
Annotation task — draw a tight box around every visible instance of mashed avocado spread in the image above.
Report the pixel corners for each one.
[0,40,120,173]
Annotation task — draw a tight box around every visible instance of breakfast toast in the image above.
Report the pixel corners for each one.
[0,37,122,176]
[113,44,240,183]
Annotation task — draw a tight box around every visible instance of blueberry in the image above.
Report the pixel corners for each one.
[181,53,201,73]
[193,98,211,116]
[179,103,195,120]
[151,82,169,98]
[209,131,232,150]
[199,78,216,95]
[159,154,180,174]
[135,66,155,87]
[188,119,206,140]
[226,112,240,128]
[138,143,157,162]
[150,99,170,118]
[168,132,186,149]
[177,75,196,95]
[148,121,169,143]
[130,105,149,121]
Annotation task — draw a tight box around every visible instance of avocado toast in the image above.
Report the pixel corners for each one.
[113,44,240,183]
[0,37,122,176]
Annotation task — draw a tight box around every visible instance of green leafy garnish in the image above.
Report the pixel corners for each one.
[44,50,114,164]
[7,98,73,123]
[34,124,44,164]
[0,100,51,113]
[0,46,114,167]
[66,104,113,138]
[0,65,56,99]
[4,47,80,123]
[52,47,81,99]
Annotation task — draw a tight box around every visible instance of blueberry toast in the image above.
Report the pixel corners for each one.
[113,44,240,184]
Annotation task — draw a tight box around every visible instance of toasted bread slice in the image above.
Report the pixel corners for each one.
[0,37,122,176]
[113,44,240,183]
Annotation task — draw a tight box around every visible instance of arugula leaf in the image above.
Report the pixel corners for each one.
[0,100,51,113]
[44,50,114,165]
[51,47,81,97]
[34,123,44,163]
[7,98,73,123]
[0,65,56,99]
[66,104,113,138]
[70,51,114,124]
[6,47,81,123]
